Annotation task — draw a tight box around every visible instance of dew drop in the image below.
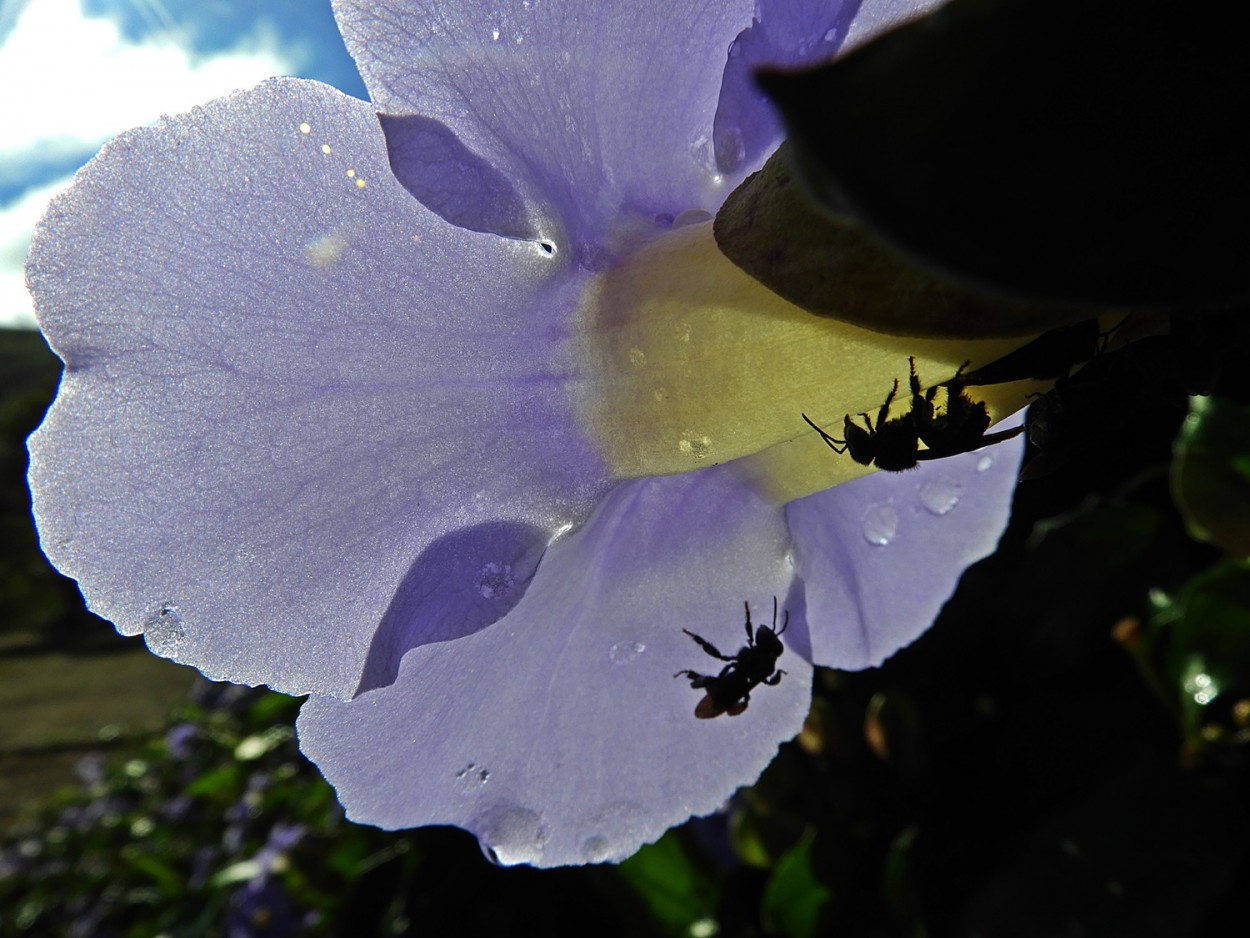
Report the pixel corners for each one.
[672,209,713,229]
[976,455,994,472]
[862,504,899,547]
[919,478,963,516]
[143,603,186,656]
[678,435,712,459]
[456,762,491,785]
[582,835,612,863]
[609,640,646,664]
[474,804,547,866]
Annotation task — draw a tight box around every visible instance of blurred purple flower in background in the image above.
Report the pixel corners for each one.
[26,0,1024,866]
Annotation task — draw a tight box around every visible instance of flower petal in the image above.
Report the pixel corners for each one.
[713,0,858,174]
[332,0,757,245]
[298,468,811,867]
[787,415,1024,670]
[27,78,608,698]
[712,0,953,174]
[840,0,947,51]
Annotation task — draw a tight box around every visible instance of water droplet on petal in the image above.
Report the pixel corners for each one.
[919,478,963,516]
[582,835,612,863]
[457,762,492,785]
[977,455,994,472]
[474,804,547,866]
[862,504,899,547]
[609,640,646,664]
[672,209,713,229]
[143,604,186,656]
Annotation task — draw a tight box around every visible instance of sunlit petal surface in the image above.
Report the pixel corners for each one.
[299,467,811,868]
[787,414,1024,670]
[27,78,608,697]
[334,0,755,245]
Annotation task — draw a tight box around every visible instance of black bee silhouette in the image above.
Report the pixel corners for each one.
[675,598,788,719]
[803,358,1021,472]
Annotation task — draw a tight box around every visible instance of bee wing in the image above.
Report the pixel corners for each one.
[694,695,727,719]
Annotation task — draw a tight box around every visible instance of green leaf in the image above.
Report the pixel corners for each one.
[1172,396,1250,555]
[761,831,831,938]
[1028,499,1163,576]
[1151,560,1250,735]
[615,831,721,938]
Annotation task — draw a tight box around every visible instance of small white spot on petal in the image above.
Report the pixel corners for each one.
[304,232,348,269]
[678,435,712,458]
[609,641,646,664]
[298,122,311,134]
[320,144,332,155]
[976,455,994,472]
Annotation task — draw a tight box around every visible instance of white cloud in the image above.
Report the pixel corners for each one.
[0,175,69,327]
[0,0,303,326]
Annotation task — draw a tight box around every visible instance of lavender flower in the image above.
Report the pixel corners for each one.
[27,0,1026,866]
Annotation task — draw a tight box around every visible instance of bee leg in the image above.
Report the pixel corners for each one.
[674,669,711,687]
[763,670,787,686]
[682,628,734,662]
[802,413,848,453]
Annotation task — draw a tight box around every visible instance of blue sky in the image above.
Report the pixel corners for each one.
[0,0,367,326]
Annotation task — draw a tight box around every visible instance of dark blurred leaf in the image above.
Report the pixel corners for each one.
[615,831,721,938]
[881,827,927,938]
[1150,559,1250,736]
[760,0,1250,308]
[761,832,831,938]
[1028,499,1164,576]
[1172,396,1250,555]
[714,144,1087,337]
